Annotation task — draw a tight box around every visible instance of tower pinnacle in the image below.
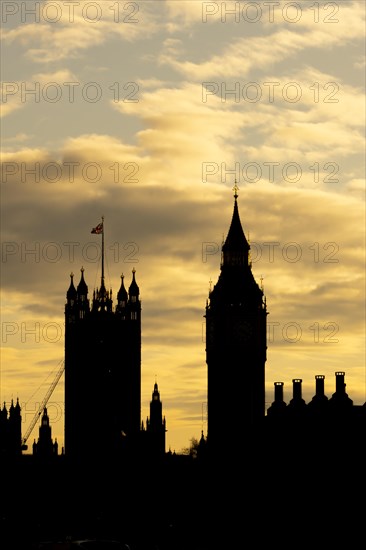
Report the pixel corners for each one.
[233,181,239,200]
[221,190,250,268]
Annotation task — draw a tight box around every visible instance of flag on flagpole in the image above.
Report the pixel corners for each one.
[91,222,103,234]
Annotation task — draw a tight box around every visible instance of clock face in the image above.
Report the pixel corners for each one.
[207,318,254,345]
[233,319,253,343]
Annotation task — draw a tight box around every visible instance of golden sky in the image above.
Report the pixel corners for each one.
[1,0,365,453]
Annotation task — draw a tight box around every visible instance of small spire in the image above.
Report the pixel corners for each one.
[77,266,88,296]
[67,271,77,301]
[117,273,128,304]
[129,268,139,297]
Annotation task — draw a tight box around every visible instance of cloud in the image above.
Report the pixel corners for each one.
[110,82,254,191]
[1,0,161,63]
[2,133,33,143]
[164,0,206,30]
[158,2,365,80]
[1,69,77,118]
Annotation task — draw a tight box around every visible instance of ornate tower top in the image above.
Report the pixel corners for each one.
[67,272,77,302]
[117,274,128,304]
[221,186,250,269]
[77,267,88,297]
[129,268,140,299]
[208,186,265,308]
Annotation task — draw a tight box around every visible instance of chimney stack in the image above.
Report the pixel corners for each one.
[292,379,303,401]
[315,375,325,397]
[274,381,285,402]
[335,372,346,395]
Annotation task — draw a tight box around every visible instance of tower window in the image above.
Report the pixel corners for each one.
[131,296,137,303]
[131,311,137,320]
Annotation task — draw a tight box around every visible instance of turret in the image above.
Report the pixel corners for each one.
[116,274,128,316]
[6,398,22,455]
[146,381,166,458]
[129,268,140,302]
[77,266,88,301]
[75,267,90,319]
[66,272,77,305]
[33,408,57,458]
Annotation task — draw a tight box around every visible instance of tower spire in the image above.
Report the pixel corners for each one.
[221,187,250,268]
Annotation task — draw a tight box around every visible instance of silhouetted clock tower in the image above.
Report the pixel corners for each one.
[205,186,267,454]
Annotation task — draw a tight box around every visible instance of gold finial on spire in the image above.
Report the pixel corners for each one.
[233,180,239,199]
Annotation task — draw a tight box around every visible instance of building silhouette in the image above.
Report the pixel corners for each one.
[1,195,365,463]
[205,184,267,453]
[32,407,59,458]
[0,192,365,549]
[0,398,21,458]
[143,380,167,458]
[202,188,365,461]
[64,219,142,460]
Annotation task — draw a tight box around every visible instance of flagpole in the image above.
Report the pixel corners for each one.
[101,215,104,284]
